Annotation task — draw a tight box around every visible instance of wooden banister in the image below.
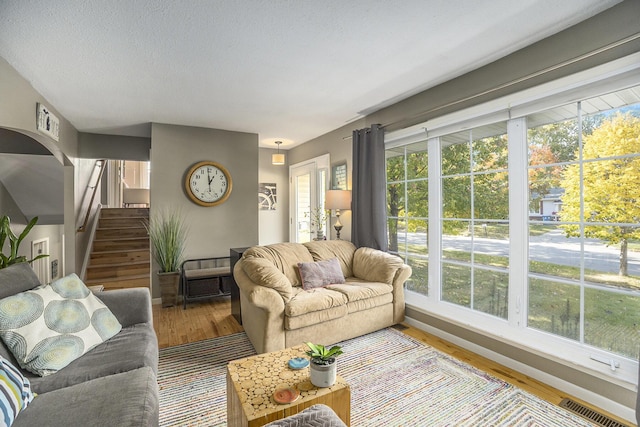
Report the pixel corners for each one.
[77,159,107,232]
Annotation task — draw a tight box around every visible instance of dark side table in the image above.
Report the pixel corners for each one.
[230,247,250,325]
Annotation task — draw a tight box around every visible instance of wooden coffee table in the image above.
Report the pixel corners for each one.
[226,344,350,426]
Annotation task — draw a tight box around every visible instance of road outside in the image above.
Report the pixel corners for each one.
[399,228,640,277]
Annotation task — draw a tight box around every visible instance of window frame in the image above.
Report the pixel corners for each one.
[387,52,640,388]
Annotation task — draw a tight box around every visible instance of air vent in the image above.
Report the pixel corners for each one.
[559,398,629,427]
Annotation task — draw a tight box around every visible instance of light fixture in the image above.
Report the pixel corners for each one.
[325,190,351,239]
[272,141,285,165]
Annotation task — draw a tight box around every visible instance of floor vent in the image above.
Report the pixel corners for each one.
[559,398,628,427]
[391,323,409,331]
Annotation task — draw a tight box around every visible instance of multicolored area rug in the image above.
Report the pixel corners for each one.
[158,328,598,426]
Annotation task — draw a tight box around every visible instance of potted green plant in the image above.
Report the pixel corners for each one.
[305,342,343,387]
[145,209,188,307]
[0,215,49,269]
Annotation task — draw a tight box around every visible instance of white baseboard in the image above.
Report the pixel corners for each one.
[404,317,637,425]
[152,297,162,305]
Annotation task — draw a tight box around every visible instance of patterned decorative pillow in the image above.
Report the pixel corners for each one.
[0,355,34,426]
[297,258,346,290]
[0,274,122,376]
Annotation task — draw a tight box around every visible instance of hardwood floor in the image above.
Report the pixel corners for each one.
[152,296,243,349]
[153,298,632,426]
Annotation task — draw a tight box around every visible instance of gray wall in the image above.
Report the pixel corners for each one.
[0,56,83,275]
[258,148,289,245]
[78,132,151,161]
[150,123,259,298]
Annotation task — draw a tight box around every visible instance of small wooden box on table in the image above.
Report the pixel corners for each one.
[227,344,350,427]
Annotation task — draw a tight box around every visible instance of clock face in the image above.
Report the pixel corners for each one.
[185,161,232,206]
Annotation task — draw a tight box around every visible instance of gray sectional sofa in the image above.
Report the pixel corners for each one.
[0,263,159,426]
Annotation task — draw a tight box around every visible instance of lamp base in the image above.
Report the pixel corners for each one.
[334,224,343,240]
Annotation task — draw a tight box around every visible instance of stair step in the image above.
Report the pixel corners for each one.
[90,249,150,265]
[93,237,149,252]
[85,274,150,290]
[100,208,149,219]
[96,227,148,239]
[98,217,148,228]
[86,261,150,280]
[87,208,151,290]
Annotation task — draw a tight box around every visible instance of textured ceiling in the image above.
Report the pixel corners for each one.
[0,0,621,148]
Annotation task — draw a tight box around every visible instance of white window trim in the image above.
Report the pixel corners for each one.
[391,52,640,389]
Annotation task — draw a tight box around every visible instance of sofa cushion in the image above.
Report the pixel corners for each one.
[28,323,158,394]
[303,241,356,278]
[0,356,34,426]
[244,243,314,287]
[285,286,349,330]
[328,280,392,301]
[352,247,405,284]
[0,274,122,377]
[0,263,41,300]
[14,367,158,427]
[241,258,293,302]
[298,258,345,290]
[285,287,348,317]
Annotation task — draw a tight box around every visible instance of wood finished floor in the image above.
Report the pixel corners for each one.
[153,297,631,426]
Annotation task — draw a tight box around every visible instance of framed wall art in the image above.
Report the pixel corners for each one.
[331,162,347,190]
[259,183,277,210]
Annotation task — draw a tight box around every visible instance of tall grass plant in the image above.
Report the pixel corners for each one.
[145,209,188,273]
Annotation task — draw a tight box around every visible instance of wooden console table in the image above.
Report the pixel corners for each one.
[226,344,350,427]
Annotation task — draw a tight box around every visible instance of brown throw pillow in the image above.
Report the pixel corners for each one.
[297,258,345,290]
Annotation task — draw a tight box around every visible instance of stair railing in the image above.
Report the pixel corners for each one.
[77,159,107,232]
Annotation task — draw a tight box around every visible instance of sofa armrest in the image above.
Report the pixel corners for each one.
[234,262,286,312]
[234,262,286,353]
[238,258,293,302]
[391,264,412,323]
[352,247,407,284]
[96,288,153,327]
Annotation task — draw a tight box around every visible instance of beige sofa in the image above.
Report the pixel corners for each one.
[233,240,412,353]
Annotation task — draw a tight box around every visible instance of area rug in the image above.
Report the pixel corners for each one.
[158,328,598,426]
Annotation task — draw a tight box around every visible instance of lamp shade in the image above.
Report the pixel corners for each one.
[325,190,351,210]
[272,153,285,165]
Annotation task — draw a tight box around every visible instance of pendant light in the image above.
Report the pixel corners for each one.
[272,141,285,165]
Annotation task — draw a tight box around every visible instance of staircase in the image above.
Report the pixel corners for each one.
[85,208,151,290]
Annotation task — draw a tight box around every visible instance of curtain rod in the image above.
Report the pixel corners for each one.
[342,32,640,140]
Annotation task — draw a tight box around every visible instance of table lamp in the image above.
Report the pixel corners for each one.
[325,190,351,240]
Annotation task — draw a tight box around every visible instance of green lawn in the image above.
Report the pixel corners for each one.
[402,248,640,359]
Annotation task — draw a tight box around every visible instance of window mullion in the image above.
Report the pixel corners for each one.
[507,117,528,329]
[428,136,442,303]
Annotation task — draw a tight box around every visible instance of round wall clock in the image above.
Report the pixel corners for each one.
[184,161,233,207]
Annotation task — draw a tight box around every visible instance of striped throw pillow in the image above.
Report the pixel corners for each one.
[0,356,34,426]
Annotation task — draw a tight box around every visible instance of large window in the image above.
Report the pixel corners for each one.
[440,125,509,319]
[527,92,640,359]
[387,141,429,295]
[387,80,640,377]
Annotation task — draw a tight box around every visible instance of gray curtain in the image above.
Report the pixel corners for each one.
[351,124,388,251]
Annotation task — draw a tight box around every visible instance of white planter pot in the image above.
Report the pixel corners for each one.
[309,358,337,387]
